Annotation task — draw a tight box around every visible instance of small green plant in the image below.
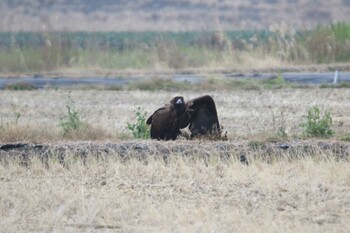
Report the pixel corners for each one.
[127,107,150,139]
[301,106,334,138]
[262,73,289,89]
[59,92,86,136]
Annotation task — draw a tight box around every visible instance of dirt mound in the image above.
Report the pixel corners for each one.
[1,140,349,164]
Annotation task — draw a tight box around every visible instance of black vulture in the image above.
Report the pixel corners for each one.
[146,96,189,140]
[146,95,221,140]
[186,95,221,138]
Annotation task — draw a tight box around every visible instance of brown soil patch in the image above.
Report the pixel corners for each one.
[1,140,349,164]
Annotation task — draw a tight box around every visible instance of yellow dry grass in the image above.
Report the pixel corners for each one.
[0,154,349,232]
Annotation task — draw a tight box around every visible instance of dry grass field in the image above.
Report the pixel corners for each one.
[1,1,350,232]
[1,88,350,232]
[0,153,350,232]
[1,88,350,142]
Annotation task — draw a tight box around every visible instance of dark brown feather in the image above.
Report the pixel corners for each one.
[186,95,221,138]
[146,96,188,140]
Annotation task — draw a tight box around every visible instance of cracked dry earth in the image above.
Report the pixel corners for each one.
[0,140,350,232]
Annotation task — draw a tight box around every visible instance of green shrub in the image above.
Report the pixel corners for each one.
[301,106,334,138]
[127,107,150,139]
[59,93,86,136]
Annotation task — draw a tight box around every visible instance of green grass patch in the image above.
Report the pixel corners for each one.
[319,82,350,88]
[127,78,190,91]
[127,107,150,139]
[4,82,37,90]
[59,93,88,137]
[260,74,290,89]
[300,106,334,138]
[126,76,287,92]
[331,22,350,42]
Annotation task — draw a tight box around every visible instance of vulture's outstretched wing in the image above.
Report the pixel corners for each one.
[186,95,220,138]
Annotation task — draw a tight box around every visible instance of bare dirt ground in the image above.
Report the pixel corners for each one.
[1,139,350,163]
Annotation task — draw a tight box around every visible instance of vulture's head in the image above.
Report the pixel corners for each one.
[170,96,186,114]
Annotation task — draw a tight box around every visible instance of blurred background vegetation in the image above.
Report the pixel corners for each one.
[1,22,350,72]
[0,0,349,73]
